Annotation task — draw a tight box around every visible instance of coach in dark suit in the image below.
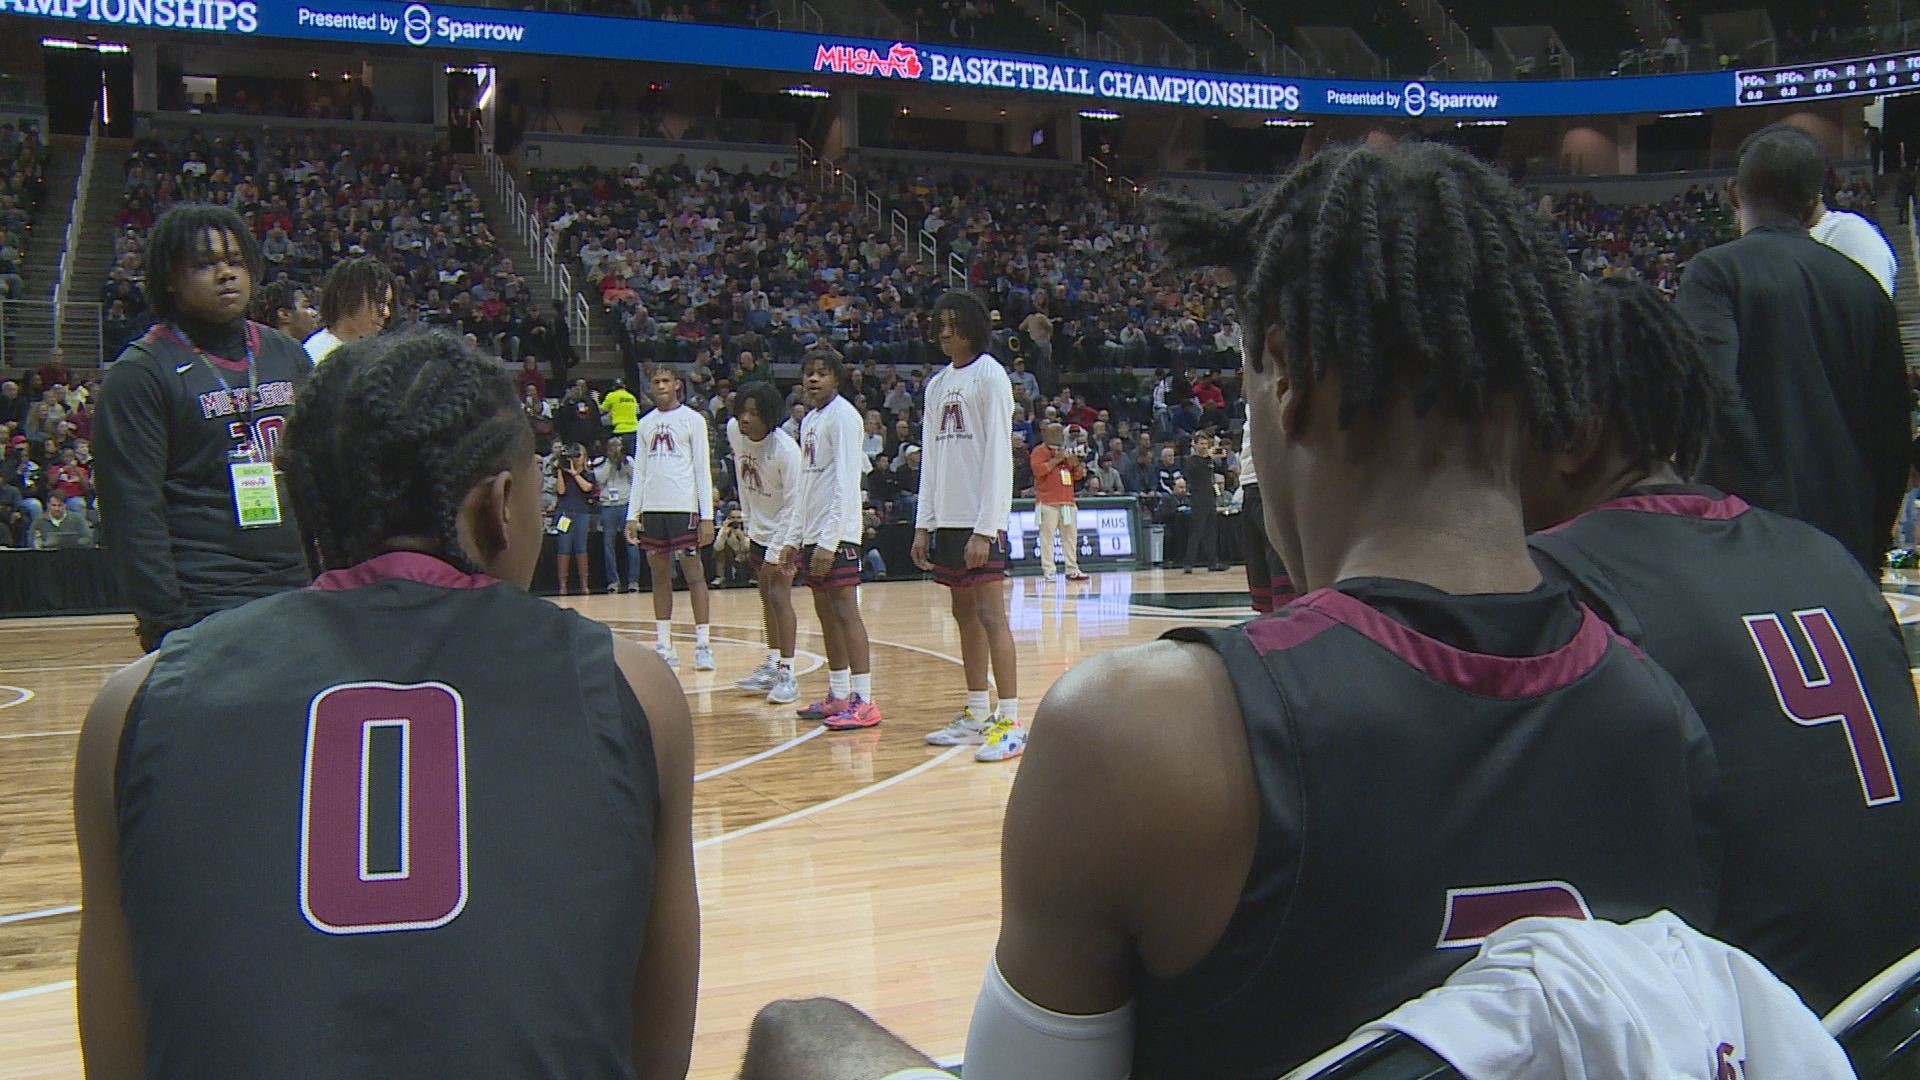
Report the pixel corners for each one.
[1676,122,1910,574]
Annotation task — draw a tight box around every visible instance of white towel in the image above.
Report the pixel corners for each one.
[1355,911,1854,1080]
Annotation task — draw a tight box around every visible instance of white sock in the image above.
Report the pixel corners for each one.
[851,672,872,701]
[829,668,851,699]
[966,690,991,714]
[655,620,672,648]
[997,698,1021,726]
[777,654,795,670]
[695,624,711,648]
[767,647,780,665]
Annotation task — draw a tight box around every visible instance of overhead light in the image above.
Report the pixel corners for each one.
[1264,117,1313,127]
[41,37,127,52]
[1659,110,1705,118]
[1079,108,1121,121]
[781,85,830,99]
[1456,118,1509,127]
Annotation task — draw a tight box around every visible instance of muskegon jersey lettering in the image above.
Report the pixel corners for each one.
[1144,578,1719,1079]
[115,553,657,1079]
[1531,483,1920,1012]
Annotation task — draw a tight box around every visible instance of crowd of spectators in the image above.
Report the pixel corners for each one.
[0,120,48,306]
[1547,186,1738,294]
[530,154,951,381]
[0,349,100,549]
[102,128,558,369]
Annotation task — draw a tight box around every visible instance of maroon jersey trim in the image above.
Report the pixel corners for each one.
[311,551,498,592]
[1540,491,1751,535]
[1245,587,1619,699]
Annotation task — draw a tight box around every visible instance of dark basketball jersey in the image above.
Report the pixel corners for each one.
[115,552,658,1079]
[95,320,311,644]
[1137,577,1721,1080]
[1531,483,1920,1012]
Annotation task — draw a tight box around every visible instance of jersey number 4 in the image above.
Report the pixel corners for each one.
[1744,609,1901,807]
[299,682,469,934]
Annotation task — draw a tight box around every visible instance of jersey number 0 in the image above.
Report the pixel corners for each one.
[299,682,470,934]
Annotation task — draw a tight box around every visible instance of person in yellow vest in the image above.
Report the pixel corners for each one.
[600,378,641,443]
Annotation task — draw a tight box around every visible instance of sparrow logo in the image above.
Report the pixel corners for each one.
[650,429,677,455]
[740,457,764,495]
[803,435,817,466]
[938,400,967,436]
[402,2,432,45]
[1402,81,1428,117]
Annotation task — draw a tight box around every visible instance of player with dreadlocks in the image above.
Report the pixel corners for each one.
[250,278,319,345]
[735,141,1722,1080]
[75,330,698,1079]
[1524,276,1920,1015]
[304,255,393,364]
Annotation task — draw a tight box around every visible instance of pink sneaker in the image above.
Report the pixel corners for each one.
[822,695,883,730]
[797,695,849,721]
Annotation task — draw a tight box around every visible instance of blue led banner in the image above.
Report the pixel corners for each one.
[0,0,1859,119]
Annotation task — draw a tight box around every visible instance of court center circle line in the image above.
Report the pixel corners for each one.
[0,686,34,710]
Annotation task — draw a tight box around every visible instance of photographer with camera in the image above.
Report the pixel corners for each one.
[1030,422,1089,582]
[553,442,597,595]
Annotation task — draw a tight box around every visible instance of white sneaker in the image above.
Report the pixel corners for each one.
[974,716,1027,762]
[655,643,680,667]
[735,659,778,691]
[766,667,799,705]
[926,706,991,746]
[693,644,716,671]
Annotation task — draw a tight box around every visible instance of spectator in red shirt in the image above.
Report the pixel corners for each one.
[37,347,71,392]
[1029,422,1088,582]
[49,448,89,513]
[514,358,546,401]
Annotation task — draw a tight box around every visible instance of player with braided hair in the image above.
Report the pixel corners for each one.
[75,329,698,1079]
[1525,276,1920,1014]
[738,140,1722,1080]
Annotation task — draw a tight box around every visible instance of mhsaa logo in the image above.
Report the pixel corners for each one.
[814,42,924,79]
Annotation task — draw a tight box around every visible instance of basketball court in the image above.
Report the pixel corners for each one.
[7,569,1920,1077]
[0,569,1256,1079]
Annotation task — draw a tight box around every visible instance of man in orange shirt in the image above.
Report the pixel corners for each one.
[1030,422,1089,582]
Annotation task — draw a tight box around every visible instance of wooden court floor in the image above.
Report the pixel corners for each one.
[0,569,1255,1079]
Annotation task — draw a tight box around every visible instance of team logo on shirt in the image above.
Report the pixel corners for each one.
[936,392,968,439]
[803,433,817,467]
[649,429,677,455]
[740,456,765,495]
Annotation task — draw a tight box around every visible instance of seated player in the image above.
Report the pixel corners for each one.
[729,380,805,705]
[740,142,1723,1079]
[74,330,698,1078]
[1523,276,1920,1013]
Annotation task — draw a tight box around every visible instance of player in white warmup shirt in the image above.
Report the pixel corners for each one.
[625,367,716,670]
[792,350,881,731]
[727,381,804,706]
[915,291,1024,763]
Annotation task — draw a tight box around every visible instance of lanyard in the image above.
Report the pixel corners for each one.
[165,322,261,431]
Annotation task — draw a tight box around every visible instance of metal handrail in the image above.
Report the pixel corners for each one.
[52,115,100,332]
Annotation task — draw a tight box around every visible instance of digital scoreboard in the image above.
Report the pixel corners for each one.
[1738,52,1920,105]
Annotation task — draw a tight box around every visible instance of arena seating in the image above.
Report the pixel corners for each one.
[107,129,542,360]
[0,119,47,304]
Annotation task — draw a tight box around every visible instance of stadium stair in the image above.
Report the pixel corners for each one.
[1876,199,1920,366]
[15,134,84,303]
[50,137,132,366]
[465,153,620,381]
